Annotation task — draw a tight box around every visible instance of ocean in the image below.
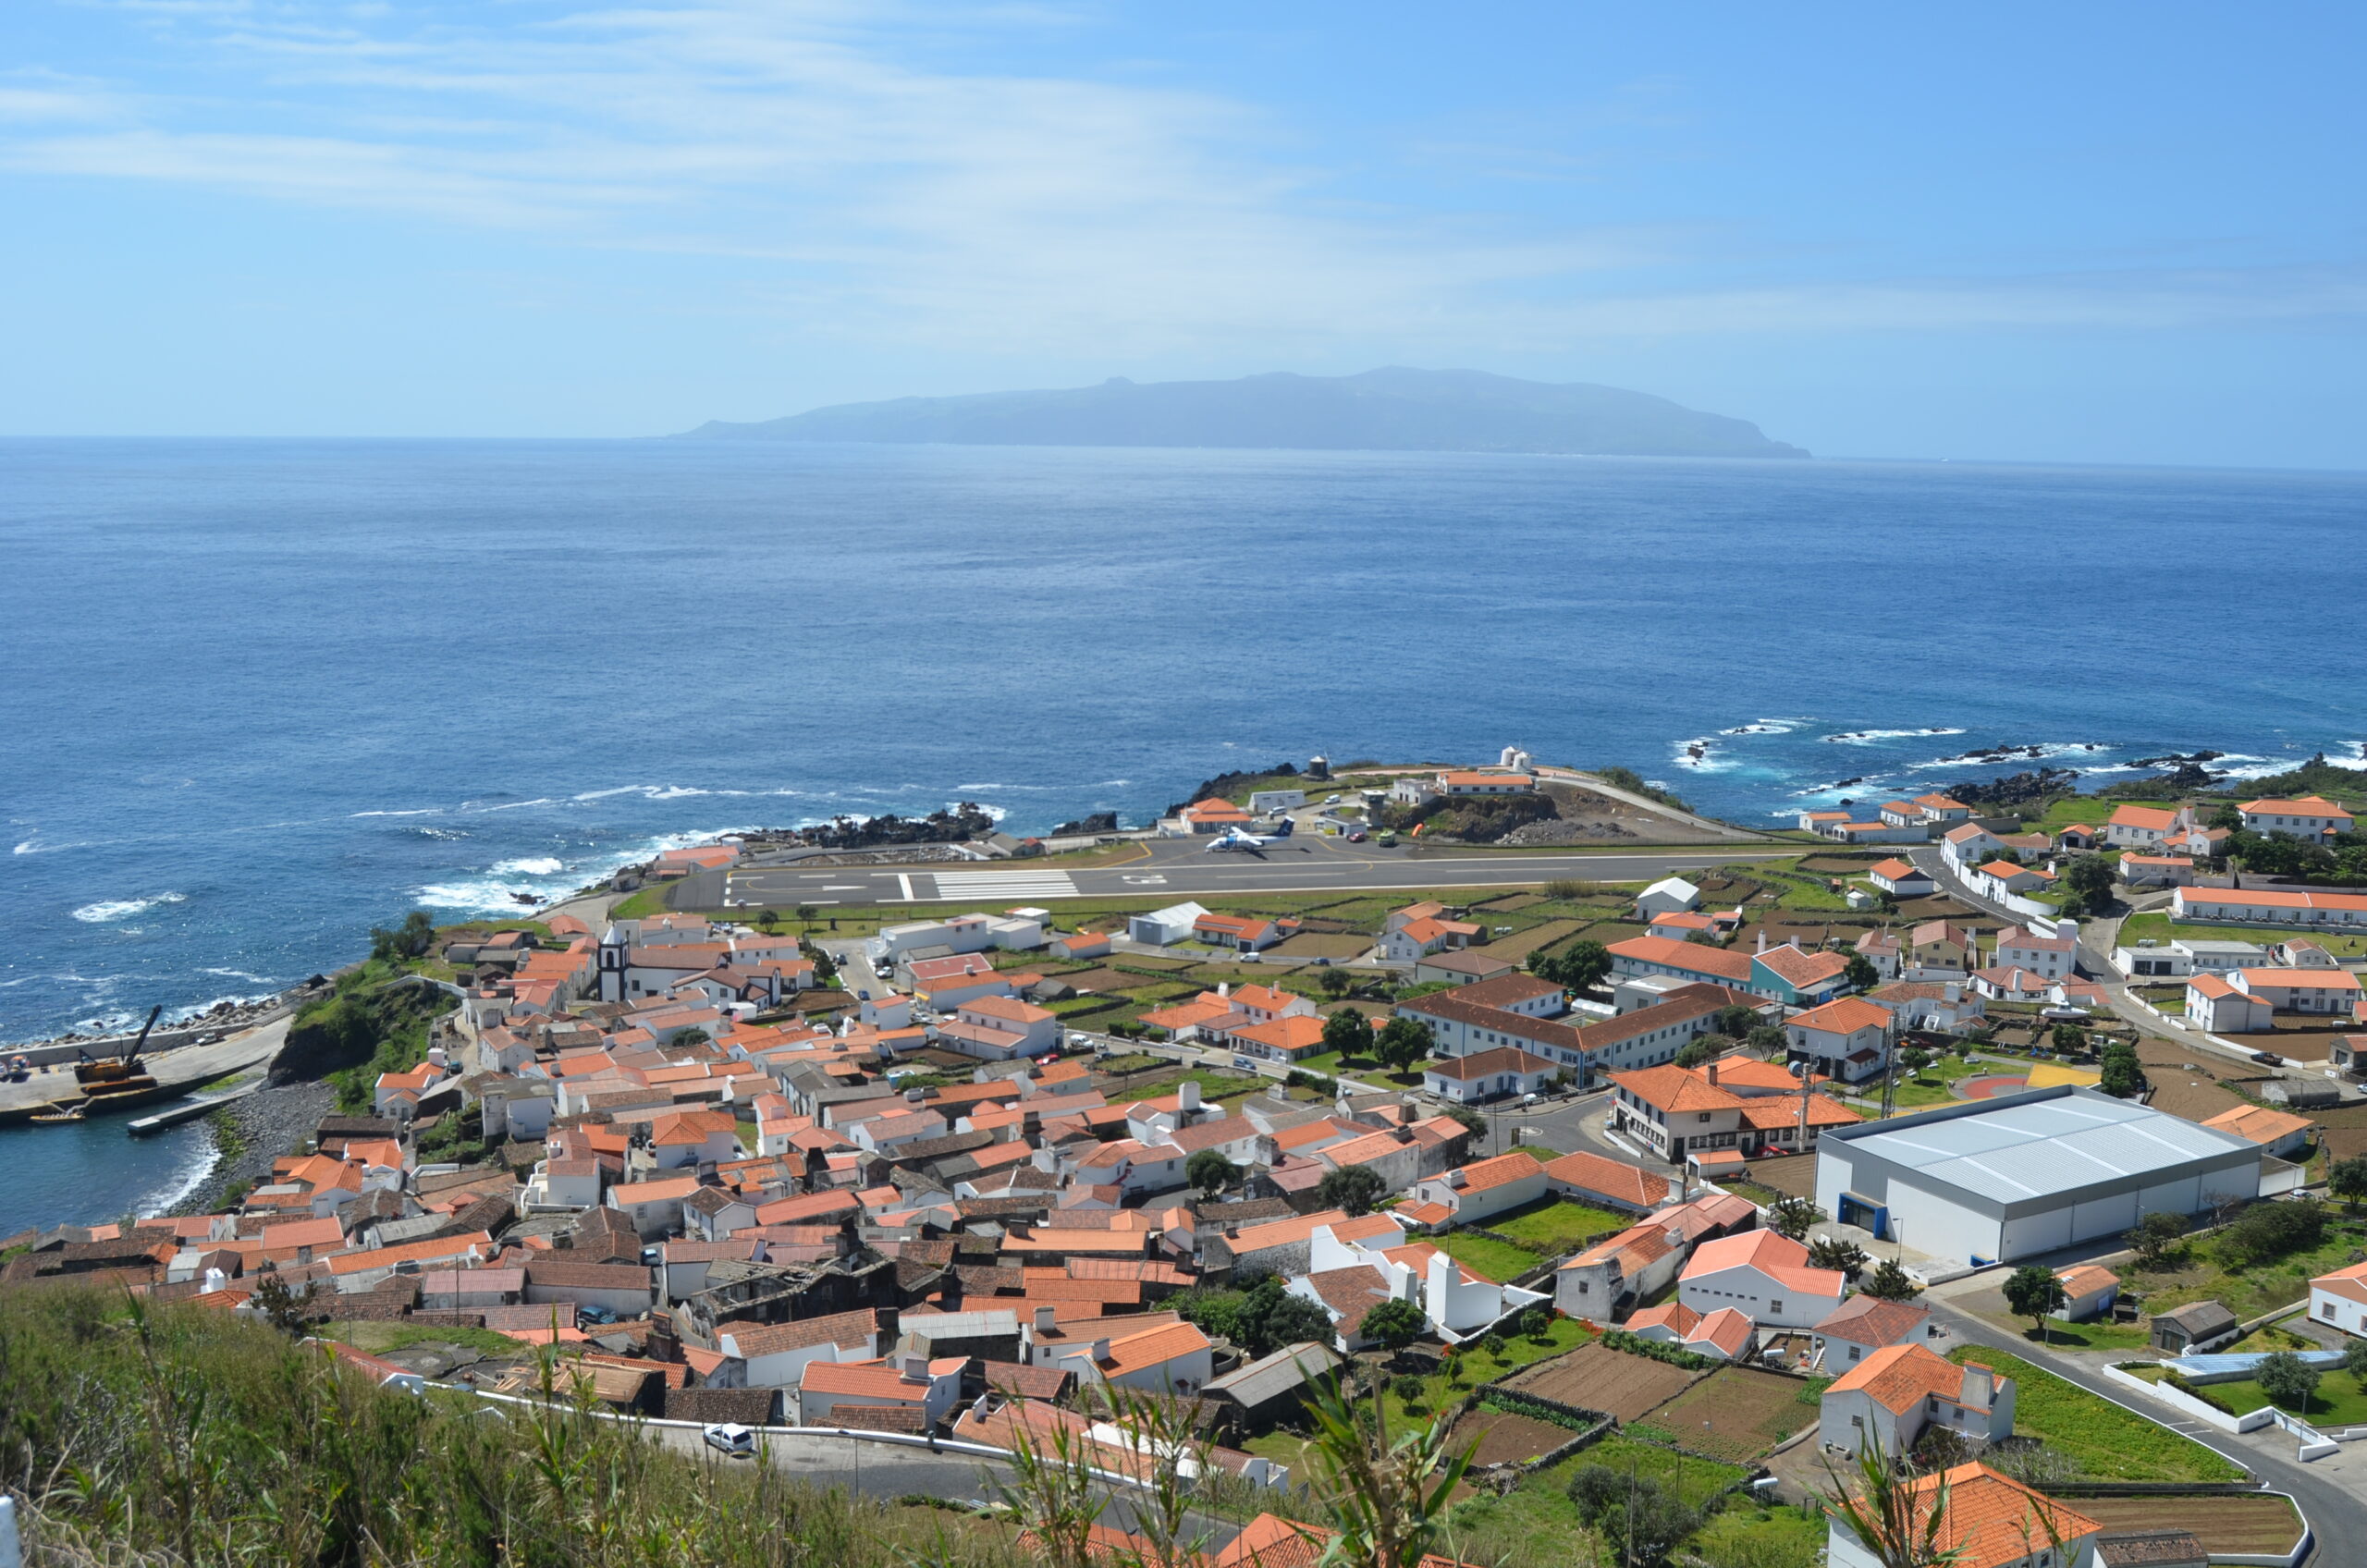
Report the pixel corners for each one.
[3,438,2362,1225]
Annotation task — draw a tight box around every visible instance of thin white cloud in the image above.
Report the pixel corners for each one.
[6,0,2361,357]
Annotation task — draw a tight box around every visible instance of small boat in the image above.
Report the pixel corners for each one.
[31,1103,87,1123]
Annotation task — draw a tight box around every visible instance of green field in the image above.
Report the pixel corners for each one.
[1434,1231,1544,1283]
[2206,1371,2367,1426]
[2116,1214,2367,1318]
[1946,1347,2244,1482]
[1488,1197,1635,1256]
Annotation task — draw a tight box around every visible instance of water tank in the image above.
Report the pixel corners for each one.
[1307,755,1331,779]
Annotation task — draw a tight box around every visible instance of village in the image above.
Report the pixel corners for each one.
[9,756,2367,1568]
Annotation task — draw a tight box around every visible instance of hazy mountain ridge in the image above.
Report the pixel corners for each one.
[678,367,1808,458]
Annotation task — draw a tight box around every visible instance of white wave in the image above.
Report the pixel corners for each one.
[1097,778,1134,787]
[1669,738,1735,772]
[492,856,565,876]
[1821,727,1968,745]
[73,893,186,924]
[202,968,276,985]
[2207,753,2304,783]
[136,1137,222,1219]
[350,807,443,818]
[411,827,470,840]
[415,879,550,913]
[13,840,35,854]
[473,797,560,813]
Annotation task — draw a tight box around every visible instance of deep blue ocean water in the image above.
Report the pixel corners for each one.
[3,439,2363,1224]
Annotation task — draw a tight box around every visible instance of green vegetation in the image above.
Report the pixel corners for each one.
[283,961,456,1113]
[1432,1231,1543,1284]
[1171,1277,1336,1357]
[2116,909,2367,958]
[1944,1347,2244,1482]
[1489,1197,1632,1255]
[324,1318,536,1361]
[0,1289,1017,1568]
[2118,1205,2367,1319]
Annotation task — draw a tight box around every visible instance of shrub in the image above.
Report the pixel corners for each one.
[1600,1329,1717,1372]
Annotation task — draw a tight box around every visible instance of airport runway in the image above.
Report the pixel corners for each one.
[718,838,1796,908]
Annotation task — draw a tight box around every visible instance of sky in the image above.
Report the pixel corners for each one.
[3,3,2363,465]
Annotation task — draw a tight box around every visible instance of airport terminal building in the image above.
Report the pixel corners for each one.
[1815,1086,2260,1266]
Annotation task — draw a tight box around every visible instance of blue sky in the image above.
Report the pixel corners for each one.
[3,3,2362,464]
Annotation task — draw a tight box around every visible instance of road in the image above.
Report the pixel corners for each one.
[717,836,1797,910]
[1916,1292,2349,1553]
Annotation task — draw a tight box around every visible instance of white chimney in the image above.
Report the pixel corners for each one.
[901,1354,930,1382]
[1032,1147,1058,1172]
[1179,1081,1201,1112]
[1034,1305,1058,1334]
[1217,982,1230,998]
[1444,1169,1465,1189]
[1944,983,1960,1003]
[905,1087,926,1106]
[1090,1339,1111,1363]
[1961,1361,1994,1408]
[1756,931,1768,953]
[202,1266,227,1292]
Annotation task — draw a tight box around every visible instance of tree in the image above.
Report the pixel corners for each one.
[1859,1259,1923,1302]
[1233,1277,1335,1357]
[2099,1041,2145,1099]
[1315,966,1353,999]
[1519,1307,1553,1341]
[2049,1023,2089,1056]
[1186,1149,1240,1200]
[1391,1372,1427,1409]
[1809,1237,1870,1277]
[793,903,817,925]
[1673,1037,1719,1070]
[369,909,436,963]
[754,907,779,930]
[2257,1351,2320,1413]
[2208,802,2244,832]
[2125,1210,2186,1268]
[1551,939,1612,993]
[1373,1016,1435,1075]
[251,1272,315,1335]
[1899,1047,1932,1076]
[1843,951,1881,992]
[2002,1265,2067,1341]
[1711,1004,1760,1038]
[1747,1024,1789,1053]
[2342,1336,2367,1390]
[2329,1157,2367,1213]
[1362,1298,1429,1356]
[672,1027,711,1047]
[1565,1466,1705,1568]
[1442,1103,1485,1139]
[1317,1165,1387,1218]
[1321,1008,1375,1061]
[1767,1195,1821,1241]
[2061,852,2116,915]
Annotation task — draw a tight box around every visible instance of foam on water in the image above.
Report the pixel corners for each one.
[72,892,186,923]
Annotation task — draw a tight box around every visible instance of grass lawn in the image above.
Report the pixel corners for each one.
[1510,1144,1564,1164]
[1434,1231,1544,1283]
[2005,1317,2157,1353]
[2207,1373,2367,1425]
[1489,1196,1635,1256]
[2117,1216,2367,1318]
[1884,1054,1986,1109]
[1688,1502,1827,1568]
[1945,1347,2244,1482]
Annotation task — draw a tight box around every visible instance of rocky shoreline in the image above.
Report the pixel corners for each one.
[170,1079,340,1218]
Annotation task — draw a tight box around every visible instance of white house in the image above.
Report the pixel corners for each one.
[1784,997,1893,1084]
[2174,885,2367,931]
[2311,1261,2367,1339]
[1827,1464,2102,1568]
[1045,1319,1216,1394]
[2052,1265,2120,1323]
[2231,966,2361,1015]
[1634,878,1702,918]
[1677,1229,1846,1328]
[1421,1046,1560,1105]
[1992,925,2077,982]
[1867,859,1935,898]
[2238,795,2355,841]
[1406,1151,1549,1227]
[1624,1301,1757,1362]
[797,1354,964,1427]
[2184,974,2272,1034]
[1818,1345,2014,1459]
[717,1308,884,1388]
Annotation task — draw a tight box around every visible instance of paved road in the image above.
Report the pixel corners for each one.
[1917,1292,2349,1554]
[721,837,1797,910]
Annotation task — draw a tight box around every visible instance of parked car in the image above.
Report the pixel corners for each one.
[1236,950,1262,962]
[1232,1055,1257,1072]
[1346,830,1367,842]
[857,989,870,1000]
[704,1424,755,1457]
[1377,831,1399,847]
[2251,1050,2284,1066]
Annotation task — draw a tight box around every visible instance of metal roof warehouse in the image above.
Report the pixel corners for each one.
[1813,1086,2260,1266]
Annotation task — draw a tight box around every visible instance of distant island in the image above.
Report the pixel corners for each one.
[677,366,1809,459]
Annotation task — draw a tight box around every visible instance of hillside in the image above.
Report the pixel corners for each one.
[678,367,1808,459]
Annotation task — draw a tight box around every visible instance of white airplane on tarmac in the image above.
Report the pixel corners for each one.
[1208,821,1292,852]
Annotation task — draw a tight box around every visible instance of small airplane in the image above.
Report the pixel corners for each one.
[1207,820,1291,852]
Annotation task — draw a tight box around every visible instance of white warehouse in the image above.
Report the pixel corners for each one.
[1815,1086,2260,1267]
